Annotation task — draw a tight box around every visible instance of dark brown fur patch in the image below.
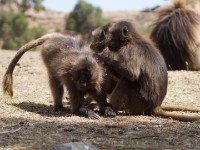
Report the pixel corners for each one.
[150,0,200,70]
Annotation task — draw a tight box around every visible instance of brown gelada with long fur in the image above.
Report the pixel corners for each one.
[2,33,116,119]
[150,0,200,70]
[91,21,200,122]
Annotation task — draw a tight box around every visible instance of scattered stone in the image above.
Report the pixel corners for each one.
[49,142,99,150]
[63,128,74,132]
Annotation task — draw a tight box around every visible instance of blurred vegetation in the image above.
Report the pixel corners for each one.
[0,0,15,4]
[66,0,105,36]
[20,0,30,13]
[0,0,44,13]
[20,0,45,13]
[0,0,155,49]
[0,11,46,49]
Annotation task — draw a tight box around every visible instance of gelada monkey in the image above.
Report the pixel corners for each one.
[150,0,200,70]
[2,33,116,119]
[90,23,119,96]
[91,23,200,112]
[91,21,200,122]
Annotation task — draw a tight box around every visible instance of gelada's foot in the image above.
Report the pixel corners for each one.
[74,108,100,120]
[102,106,117,118]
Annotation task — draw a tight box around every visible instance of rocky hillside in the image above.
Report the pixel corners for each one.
[0,2,155,36]
[25,8,66,33]
[25,9,154,36]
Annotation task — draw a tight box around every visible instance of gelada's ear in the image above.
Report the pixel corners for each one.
[122,26,128,36]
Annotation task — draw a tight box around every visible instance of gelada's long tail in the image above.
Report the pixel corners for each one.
[154,107,200,122]
[2,33,65,97]
[161,105,200,113]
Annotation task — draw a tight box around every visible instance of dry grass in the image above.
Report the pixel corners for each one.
[0,50,200,150]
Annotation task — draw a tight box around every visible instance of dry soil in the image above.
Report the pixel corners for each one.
[0,50,200,150]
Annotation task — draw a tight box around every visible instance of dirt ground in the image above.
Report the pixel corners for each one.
[0,50,200,150]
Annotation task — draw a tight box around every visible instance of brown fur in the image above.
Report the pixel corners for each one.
[92,21,200,122]
[161,105,200,113]
[90,23,119,96]
[107,21,168,114]
[2,33,116,119]
[184,0,200,11]
[150,0,200,70]
[90,23,113,53]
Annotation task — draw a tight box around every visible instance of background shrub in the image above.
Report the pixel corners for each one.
[0,11,46,49]
[66,0,105,36]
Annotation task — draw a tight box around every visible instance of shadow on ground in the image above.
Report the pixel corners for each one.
[12,102,72,117]
[1,113,200,149]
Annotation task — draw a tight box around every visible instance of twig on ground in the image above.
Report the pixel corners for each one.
[87,135,159,140]
[0,128,21,134]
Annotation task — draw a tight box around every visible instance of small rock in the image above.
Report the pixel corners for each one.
[49,142,99,150]
[63,128,73,132]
